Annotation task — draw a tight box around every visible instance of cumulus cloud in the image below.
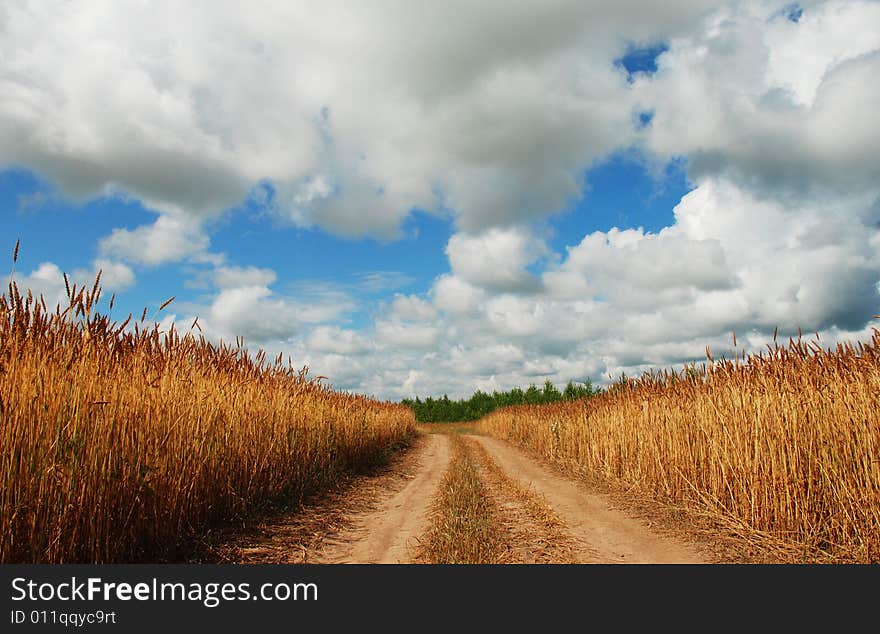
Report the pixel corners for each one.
[204,286,303,343]
[222,167,879,399]
[174,268,357,346]
[4,1,879,401]
[375,319,441,350]
[293,0,880,399]
[0,0,717,237]
[213,265,276,289]
[86,259,136,292]
[545,227,735,308]
[99,214,213,266]
[431,275,487,316]
[389,295,437,322]
[7,258,135,308]
[6,262,69,308]
[446,227,547,292]
[637,0,880,197]
[307,326,372,356]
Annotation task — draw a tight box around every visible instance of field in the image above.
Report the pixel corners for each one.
[0,271,415,563]
[3,258,879,563]
[478,328,880,562]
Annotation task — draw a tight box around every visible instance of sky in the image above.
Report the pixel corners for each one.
[2,0,879,400]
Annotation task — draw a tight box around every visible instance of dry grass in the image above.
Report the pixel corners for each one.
[0,265,415,563]
[479,328,880,562]
[416,434,503,563]
[464,437,580,563]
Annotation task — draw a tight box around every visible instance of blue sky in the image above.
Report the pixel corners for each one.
[2,1,878,399]
[4,35,685,324]
[3,147,689,329]
[4,28,682,321]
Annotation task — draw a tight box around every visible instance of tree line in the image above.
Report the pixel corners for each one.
[402,379,601,423]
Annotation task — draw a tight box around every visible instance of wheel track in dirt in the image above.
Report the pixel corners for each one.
[218,431,706,563]
[321,433,451,563]
[214,433,450,564]
[468,434,706,563]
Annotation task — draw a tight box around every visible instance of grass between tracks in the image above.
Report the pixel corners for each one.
[465,437,578,563]
[416,434,503,563]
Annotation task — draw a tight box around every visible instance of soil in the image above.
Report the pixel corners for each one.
[212,434,450,564]
[468,435,707,563]
[215,431,716,563]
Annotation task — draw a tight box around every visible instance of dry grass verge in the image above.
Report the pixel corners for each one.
[202,435,423,563]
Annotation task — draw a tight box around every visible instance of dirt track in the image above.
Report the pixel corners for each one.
[213,433,451,564]
[469,435,706,563]
[220,431,707,563]
[322,433,451,563]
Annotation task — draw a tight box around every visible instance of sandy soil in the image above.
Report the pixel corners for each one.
[216,431,710,563]
[209,434,450,563]
[322,433,451,563]
[462,436,585,563]
[469,435,707,563]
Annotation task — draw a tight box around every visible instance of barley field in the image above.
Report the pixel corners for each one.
[479,328,880,562]
[0,266,415,563]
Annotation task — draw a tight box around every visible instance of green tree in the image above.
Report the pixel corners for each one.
[403,378,600,422]
[542,379,562,402]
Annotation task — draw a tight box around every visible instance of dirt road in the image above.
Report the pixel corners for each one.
[322,433,451,563]
[469,435,706,563]
[219,431,706,563]
[214,433,451,564]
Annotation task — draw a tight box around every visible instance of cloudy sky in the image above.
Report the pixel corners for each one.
[3,0,879,399]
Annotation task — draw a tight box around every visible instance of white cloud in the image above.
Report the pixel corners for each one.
[431,275,486,315]
[206,286,302,343]
[171,267,357,346]
[0,0,717,237]
[307,326,372,355]
[375,319,441,349]
[6,262,68,308]
[545,226,735,308]
[446,227,547,292]
[764,1,880,107]
[390,295,437,322]
[6,1,879,401]
[99,214,212,266]
[7,258,136,310]
[445,343,526,377]
[669,178,879,332]
[290,166,879,399]
[637,1,880,197]
[214,265,276,289]
[86,259,136,292]
[282,1,880,400]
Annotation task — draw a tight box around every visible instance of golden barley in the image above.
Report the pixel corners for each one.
[479,328,880,562]
[0,266,415,563]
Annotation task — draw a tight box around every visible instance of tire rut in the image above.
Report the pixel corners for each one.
[469,435,707,564]
[462,436,588,563]
[326,433,451,563]
[211,434,450,564]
